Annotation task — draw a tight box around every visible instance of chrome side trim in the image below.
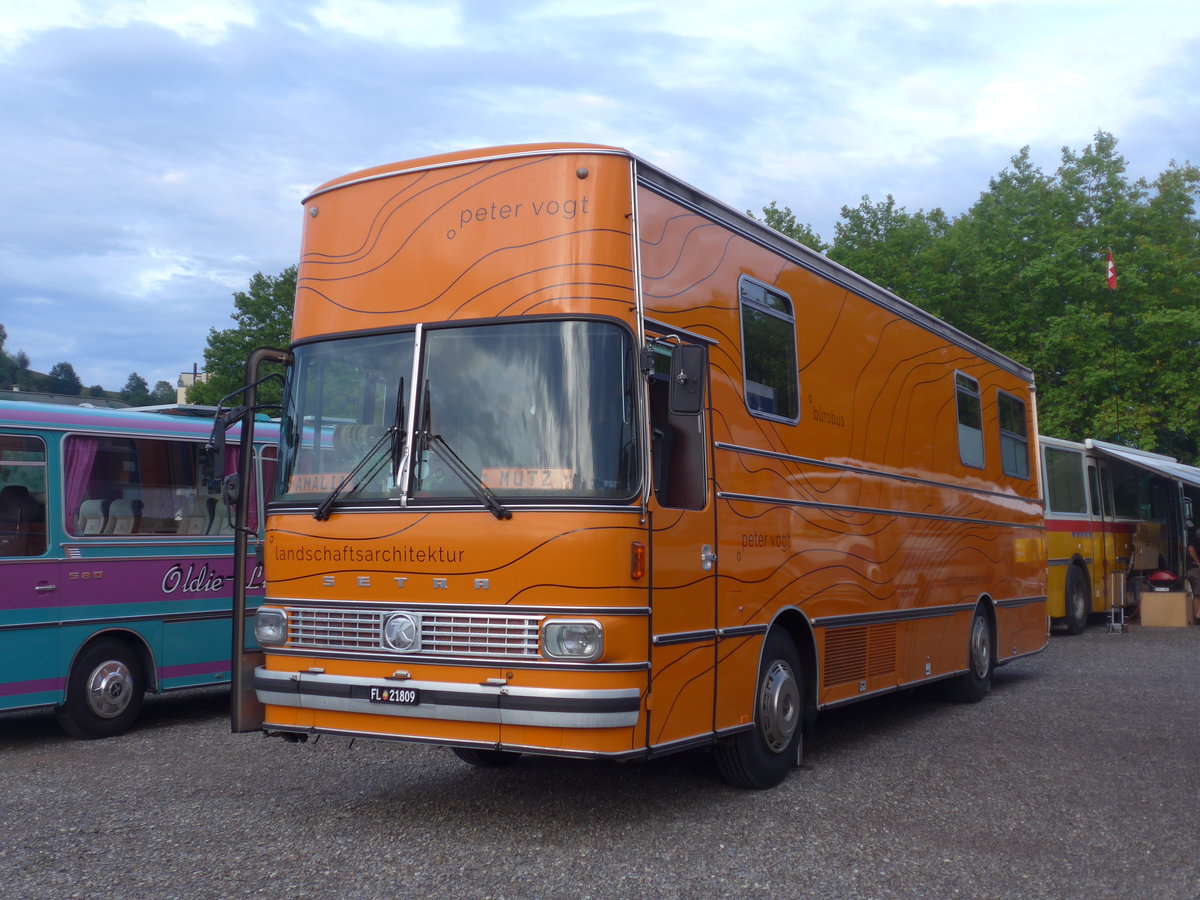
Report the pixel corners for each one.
[811,602,975,629]
[651,629,717,646]
[994,595,1048,609]
[255,668,641,729]
[717,624,769,639]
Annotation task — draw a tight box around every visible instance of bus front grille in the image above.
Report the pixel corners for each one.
[283,606,542,659]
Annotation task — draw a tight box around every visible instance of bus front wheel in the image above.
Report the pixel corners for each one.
[1064,566,1089,635]
[55,639,146,739]
[714,629,804,789]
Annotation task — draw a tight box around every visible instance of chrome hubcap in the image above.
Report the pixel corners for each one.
[969,617,990,678]
[758,659,800,753]
[84,660,134,719]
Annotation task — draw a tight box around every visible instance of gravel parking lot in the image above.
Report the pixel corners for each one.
[3,624,1198,900]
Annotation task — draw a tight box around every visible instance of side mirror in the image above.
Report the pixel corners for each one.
[203,418,227,490]
[221,472,242,507]
[668,344,706,416]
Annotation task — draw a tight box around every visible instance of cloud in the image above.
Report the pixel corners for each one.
[0,0,1197,391]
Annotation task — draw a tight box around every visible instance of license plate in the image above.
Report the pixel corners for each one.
[364,685,420,705]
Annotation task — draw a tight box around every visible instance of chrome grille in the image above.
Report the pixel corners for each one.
[284,606,541,659]
[421,613,540,656]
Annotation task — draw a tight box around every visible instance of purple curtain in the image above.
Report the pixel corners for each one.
[64,437,100,531]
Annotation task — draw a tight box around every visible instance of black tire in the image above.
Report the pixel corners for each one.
[1063,566,1089,635]
[451,747,522,768]
[714,629,804,790]
[55,638,146,739]
[947,606,994,704]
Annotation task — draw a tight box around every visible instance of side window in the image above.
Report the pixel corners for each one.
[648,344,707,510]
[1044,447,1086,514]
[954,372,984,468]
[739,276,799,422]
[65,436,217,537]
[0,434,48,557]
[997,391,1030,478]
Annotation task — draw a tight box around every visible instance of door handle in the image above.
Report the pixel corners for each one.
[701,544,716,571]
[35,584,58,593]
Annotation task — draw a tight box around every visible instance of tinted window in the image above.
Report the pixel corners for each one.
[739,277,799,422]
[1045,447,1086,514]
[998,391,1030,478]
[955,372,984,468]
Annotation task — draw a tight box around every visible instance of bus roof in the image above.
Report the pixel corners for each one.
[0,399,274,441]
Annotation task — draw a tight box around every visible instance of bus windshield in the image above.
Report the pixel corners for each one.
[276,319,640,504]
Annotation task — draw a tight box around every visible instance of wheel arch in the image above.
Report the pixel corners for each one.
[62,628,158,704]
[766,606,818,732]
[974,592,998,662]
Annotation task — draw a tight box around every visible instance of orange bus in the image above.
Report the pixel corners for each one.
[1041,435,1200,633]
[220,143,1047,788]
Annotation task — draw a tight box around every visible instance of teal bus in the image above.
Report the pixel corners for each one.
[0,400,276,737]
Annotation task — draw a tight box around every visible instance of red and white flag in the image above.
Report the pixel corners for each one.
[1106,250,1117,289]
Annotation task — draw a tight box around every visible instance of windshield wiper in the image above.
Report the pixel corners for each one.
[313,379,406,521]
[312,426,396,521]
[415,380,511,521]
[424,432,512,520]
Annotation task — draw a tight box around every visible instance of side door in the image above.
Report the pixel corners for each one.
[645,341,717,751]
[1087,459,1118,612]
[0,431,62,709]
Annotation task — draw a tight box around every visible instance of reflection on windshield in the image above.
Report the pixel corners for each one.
[277,331,414,502]
[276,319,639,505]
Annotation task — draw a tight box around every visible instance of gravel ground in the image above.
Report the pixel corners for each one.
[2,624,1198,900]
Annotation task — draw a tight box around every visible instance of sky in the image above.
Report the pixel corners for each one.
[1,0,1198,393]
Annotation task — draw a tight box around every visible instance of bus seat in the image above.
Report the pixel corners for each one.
[208,498,233,534]
[0,485,34,555]
[106,498,144,535]
[178,495,213,534]
[78,499,111,535]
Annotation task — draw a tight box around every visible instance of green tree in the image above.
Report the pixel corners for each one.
[761,130,1200,461]
[48,361,84,395]
[749,201,828,252]
[150,380,176,405]
[121,372,152,406]
[188,266,295,408]
[948,132,1200,458]
[13,350,33,391]
[827,195,955,316]
[0,324,14,387]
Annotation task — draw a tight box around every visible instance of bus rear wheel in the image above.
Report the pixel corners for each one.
[947,606,993,703]
[714,629,804,789]
[1064,566,1089,635]
[55,639,146,739]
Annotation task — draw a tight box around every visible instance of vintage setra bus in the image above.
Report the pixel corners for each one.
[220,143,1047,788]
[0,400,276,737]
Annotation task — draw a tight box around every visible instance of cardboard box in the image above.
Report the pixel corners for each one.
[1139,591,1191,627]
[1133,522,1163,569]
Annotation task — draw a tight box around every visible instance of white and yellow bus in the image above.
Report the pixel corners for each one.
[1041,435,1199,633]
